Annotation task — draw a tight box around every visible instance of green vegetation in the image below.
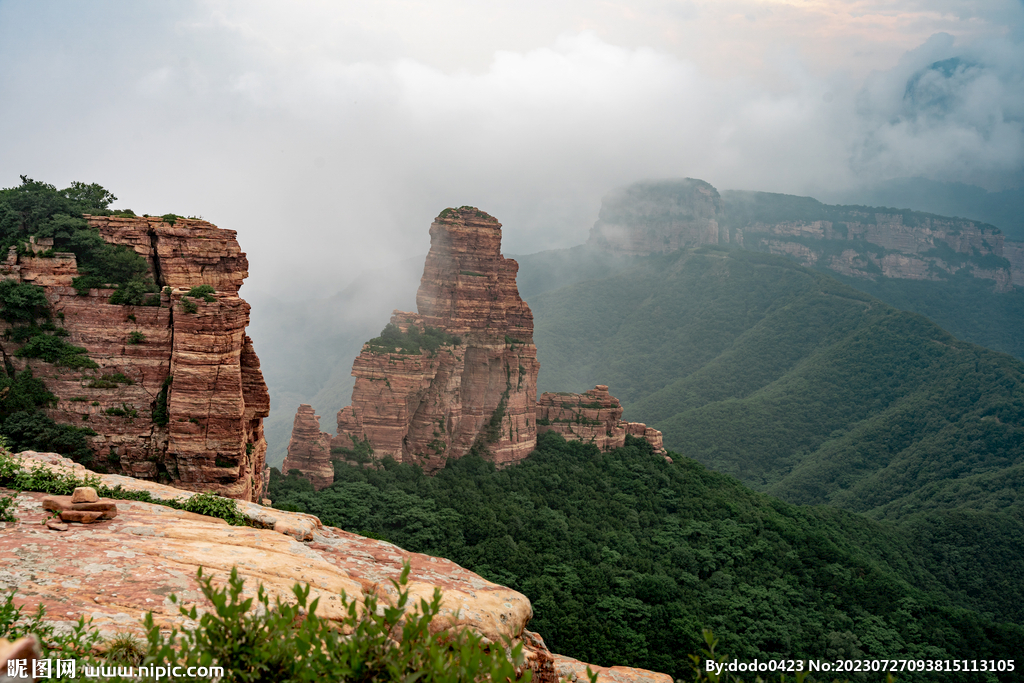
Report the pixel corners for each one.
[530,248,1024,526]
[0,177,157,298]
[186,284,216,302]
[0,448,247,526]
[331,434,374,463]
[15,333,96,368]
[365,322,462,355]
[127,330,146,344]
[152,375,172,426]
[104,403,138,419]
[270,434,1023,681]
[0,561,538,683]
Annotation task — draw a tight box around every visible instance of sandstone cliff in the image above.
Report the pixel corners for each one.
[537,385,665,455]
[588,180,1024,292]
[282,403,333,489]
[0,451,670,683]
[333,207,540,474]
[0,216,269,501]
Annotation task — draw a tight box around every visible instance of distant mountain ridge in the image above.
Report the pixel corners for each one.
[588,178,1024,291]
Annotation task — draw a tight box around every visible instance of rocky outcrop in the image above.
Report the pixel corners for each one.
[588,180,1024,292]
[330,207,540,474]
[0,216,269,501]
[282,404,333,489]
[588,179,723,255]
[537,385,665,454]
[287,209,668,486]
[0,451,670,683]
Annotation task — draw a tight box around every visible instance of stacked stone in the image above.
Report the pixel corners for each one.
[41,487,117,530]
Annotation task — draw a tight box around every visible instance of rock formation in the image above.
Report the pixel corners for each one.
[333,207,540,474]
[287,208,668,488]
[537,385,665,454]
[0,451,671,683]
[282,404,334,489]
[588,179,1024,292]
[588,179,723,256]
[0,216,269,501]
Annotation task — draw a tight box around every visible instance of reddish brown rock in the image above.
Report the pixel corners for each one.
[588,180,1023,292]
[282,404,334,489]
[71,486,99,503]
[537,385,665,454]
[59,509,104,524]
[0,215,270,501]
[42,495,119,520]
[0,455,670,683]
[328,207,540,474]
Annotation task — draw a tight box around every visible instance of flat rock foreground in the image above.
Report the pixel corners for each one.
[0,451,669,683]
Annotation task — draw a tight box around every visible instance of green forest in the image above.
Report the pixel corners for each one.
[269,434,1024,682]
[529,248,1024,523]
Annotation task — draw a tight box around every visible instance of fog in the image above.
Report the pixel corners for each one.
[2,1,1022,463]
[2,0,1022,299]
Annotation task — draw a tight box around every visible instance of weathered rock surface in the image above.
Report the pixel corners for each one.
[281,404,334,489]
[330,207,540,475]
[288,210,668,487]
[588,179,1024,292]
[537,386,665,454]
[589,179,723,256]
[0,452,670,683]
[0,215,270,501]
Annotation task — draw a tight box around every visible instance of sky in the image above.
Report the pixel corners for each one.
[1,0,1023,299]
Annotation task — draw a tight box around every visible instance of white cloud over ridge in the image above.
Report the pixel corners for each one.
[0,0,1022,298]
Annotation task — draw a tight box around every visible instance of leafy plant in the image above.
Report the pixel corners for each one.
[0,494,15,522]
[180,298,198,314]
[15,334,97,368]
[127,331,146,344]
[186,284,216,302]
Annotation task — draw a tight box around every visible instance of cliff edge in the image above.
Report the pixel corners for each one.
[0,216,269,501]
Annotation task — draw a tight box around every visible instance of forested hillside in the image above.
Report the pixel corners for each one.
[269,434,1024,682]
[529,247,1024,522]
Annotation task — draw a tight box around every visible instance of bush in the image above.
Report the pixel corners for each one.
[186,284,216,302]
[152,375,171,426]
[142,563,535,683]
[0,280,50,324]
[109,278,160,306]
[15,334,98,368]
[180,298,198,314]
[366,323,462,355]
[0,411,97,463]
[127,331,146,344]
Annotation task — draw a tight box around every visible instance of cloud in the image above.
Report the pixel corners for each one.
[0,0,1022,301]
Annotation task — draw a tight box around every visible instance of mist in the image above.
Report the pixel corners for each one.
[3,0,1023,463]
[2,0,1022,301]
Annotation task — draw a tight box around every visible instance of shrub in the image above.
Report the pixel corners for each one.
[127,331,146,344]
[152,375,171,426]
[109,278,159,306]
[0,280,50,324]
[180,298,198,314]
[0,495,15,522]
[142,563,535,683]
[0,411,96,463]
[15,334,97,368]
[186,284,216,302]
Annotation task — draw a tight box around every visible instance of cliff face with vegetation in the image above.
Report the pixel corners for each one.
[537,385,665,454]
[0,215,269,501]
[588,179,1024,291]
[285,208,663,487]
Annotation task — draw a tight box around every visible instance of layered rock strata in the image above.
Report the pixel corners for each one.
[0,451,670,683]
[0,216,269,501]
[537,385,665,454]
[333,207,540,475]
[588,180,1024,291]
[282,404,334,489]
[288,209,668,488]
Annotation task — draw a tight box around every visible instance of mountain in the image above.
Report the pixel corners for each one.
[269,432,1024,682]
[0,179,269,500]
[529,247,1024,524]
